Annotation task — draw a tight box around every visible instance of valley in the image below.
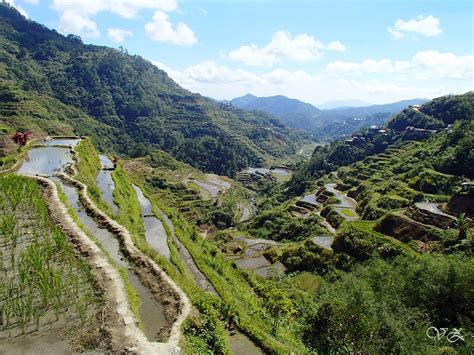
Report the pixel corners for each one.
[2,92,472,354]
[0,2,473,354]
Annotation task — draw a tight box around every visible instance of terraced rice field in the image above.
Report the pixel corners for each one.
[0,175,104,352]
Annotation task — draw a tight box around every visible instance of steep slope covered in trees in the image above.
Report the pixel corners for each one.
[0,3,302,176]
[285,92,473,196]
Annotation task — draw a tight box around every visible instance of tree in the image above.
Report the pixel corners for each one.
[455,213,469,240]
[265,287,295,336]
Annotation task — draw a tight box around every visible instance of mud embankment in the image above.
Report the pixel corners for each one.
[57,171,191,349]
[33,176,175,353]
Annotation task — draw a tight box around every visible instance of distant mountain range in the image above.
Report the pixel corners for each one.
[317,99,371,110]
[230,94,321,132]
[229,94,429,139]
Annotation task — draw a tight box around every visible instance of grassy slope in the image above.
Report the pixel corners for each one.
[111,165,146,239]
[337,131,463,221]
[126,167,304,353]
[74,138,113,216]
[111,162,231,353]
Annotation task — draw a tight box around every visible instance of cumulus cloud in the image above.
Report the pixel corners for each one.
[59,10,100,38]
[52,0,177,18]
[107,28,133,43]
[326,59,412,75]
[225,31,345,66]
[412,51,474,79]
[52,0,195,44]
[153,60,259,85]
[326,51,474,79]
[388,15,442,39]
[151,51,473,106]
[145,11,197,46]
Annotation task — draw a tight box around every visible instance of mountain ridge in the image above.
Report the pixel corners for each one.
[0,3,302,176]
[229,93,429,139]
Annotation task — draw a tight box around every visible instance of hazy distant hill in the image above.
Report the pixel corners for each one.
[230,94,429,139]
[318,99,371,109]
[231,94,321,131]
[319,99,430,121]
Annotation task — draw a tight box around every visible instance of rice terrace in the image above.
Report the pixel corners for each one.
[0,1,473,354]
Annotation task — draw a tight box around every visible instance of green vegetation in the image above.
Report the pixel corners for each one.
[286,92,473,196]
[337,122,470,220]
[388,107,444,131]
[389,92,474,131]
[245,203,329,241]
[1,5,472,351]
[212,184,251,228]
[302,254,474,354]
[110,167,232,353]
[0,175,102,335]
[125,168,307,353]
[340,208,356,217]
[271,239,335,274]
[55,177,143,328]
[73,138,114,216]
[224,93,473,353]
[111,165,146,238]
[0,3,303,176]
[126,153,252,228]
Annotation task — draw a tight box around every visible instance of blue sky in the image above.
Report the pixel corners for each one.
[9,0,474,105]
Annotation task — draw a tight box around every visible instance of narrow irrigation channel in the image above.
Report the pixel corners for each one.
[16,140,170,343]
[132,184,263,354]
[133,184,218,295]
[133,185,171,260]
[96,155,119,216]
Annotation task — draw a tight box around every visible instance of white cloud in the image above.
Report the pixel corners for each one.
[153,60,259,84]
[52,0,194,44]
[59,10,100,38]
[327,59,412,75]
[52,0,177,18]
[412,51,474,79]
[151,52,473,106]
[388,15,442,39]
[326,51,474,79]
[107,27,133,43]
[145,11,197,46]
[5,0,28,17]
[225,31,345,66]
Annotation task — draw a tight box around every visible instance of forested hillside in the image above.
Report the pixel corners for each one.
[230,93,427,139]
[286,92,473,196]
[0,3,302,176]
[230,94,321,132]
[229,92,473,353]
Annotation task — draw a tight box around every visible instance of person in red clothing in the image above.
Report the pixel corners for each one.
[13,131,29,146]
